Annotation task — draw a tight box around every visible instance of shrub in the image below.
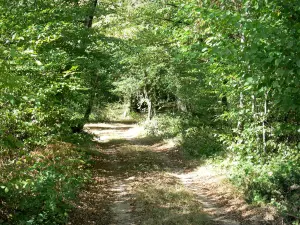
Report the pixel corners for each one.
[229,151,300,223]
[181,126,223,157]
[0,142,90,224]
[144,114,181,138]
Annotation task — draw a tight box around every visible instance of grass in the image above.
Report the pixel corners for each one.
[65,121,282,225]
[103,136,210,225]
[131,173,210,225]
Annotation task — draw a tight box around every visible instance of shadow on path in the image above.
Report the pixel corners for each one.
[68,123,281,225]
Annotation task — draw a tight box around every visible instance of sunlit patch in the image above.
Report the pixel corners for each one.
[172,164,224,183]
[130,173,210,225]
[84,123,144,143]
[70,123,280,225]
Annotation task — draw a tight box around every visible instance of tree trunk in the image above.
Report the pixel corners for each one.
[81,0,98,124]
[146,98,152,120]
[84,90,96,122]
[85,0,98,28]
[123,97,131,118]
[262,90,269,153]
[72,75,98,133]
[71,1,98,133]
[252,94,260,149]
[177,98,187,112]
[237,91,244,131]
[143,87,153,120]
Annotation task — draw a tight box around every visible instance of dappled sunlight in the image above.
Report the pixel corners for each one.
[85,123,144,143]
[2,0,299,223]
[69,123,281,225]
[131,173,211,225]
[171,164,226,187]
[69,123,203,225]
[170,164,279,225]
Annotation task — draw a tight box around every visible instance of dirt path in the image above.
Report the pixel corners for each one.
[68,123,281,225]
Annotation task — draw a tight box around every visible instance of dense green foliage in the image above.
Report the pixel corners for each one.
[110,0,300,222]
[0,0,112,223]
[1,0,299,224]
[0,141,90,224]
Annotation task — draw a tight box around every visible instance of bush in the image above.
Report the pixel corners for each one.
[229,151,300,223]
[90,103,144,123]
[0,142,90,224]
[144,114,223,158]
[144,114,181,138]
[181,126,223,157]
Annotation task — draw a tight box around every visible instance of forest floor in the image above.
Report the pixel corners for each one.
[68,123,282,225]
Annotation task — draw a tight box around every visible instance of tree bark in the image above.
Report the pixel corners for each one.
[123,97,131,118]
[82,0,98,123]
[85,0,98,28]
[84,89,96,122]
[237,91,244,131]
[143,87,153,120]
[72,0,98,133]
[146,98,152,120]
[262,90,269,153]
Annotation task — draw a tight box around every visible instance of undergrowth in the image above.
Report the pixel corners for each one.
[144,114,181,138]
[0,135,91,224]
[146,113,300,224]
[90,103,144,123]
[226,152,300,223]
[144,113,223,158]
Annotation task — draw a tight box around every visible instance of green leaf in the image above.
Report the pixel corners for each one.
[276,68,285,76]
[245,77,253,84]
[35,60,43,66]
[10,48,17,58]
[272,81,280,88]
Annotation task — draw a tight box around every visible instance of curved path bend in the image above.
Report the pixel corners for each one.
[68,123,281,225]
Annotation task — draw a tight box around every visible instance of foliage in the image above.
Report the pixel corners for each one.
[1,0,300,223]
[110,0,300,222]
[144,114,181,138]
[181,125,222,158]
[0,0,117,147]
[0,142,90,224]
[144,113,223,158]
[0,0,114,223]
[90,102,144,123]
[229,151,300,221]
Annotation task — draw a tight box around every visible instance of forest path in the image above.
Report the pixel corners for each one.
[68,123,280,225]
